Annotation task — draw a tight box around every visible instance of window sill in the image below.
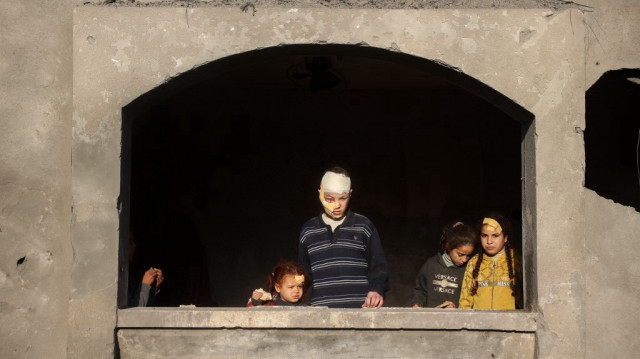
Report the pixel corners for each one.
[117,307,537,332]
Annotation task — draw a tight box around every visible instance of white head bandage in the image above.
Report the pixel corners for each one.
[320,171,351,194]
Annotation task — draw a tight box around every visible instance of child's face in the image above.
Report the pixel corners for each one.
[321,191,351,219]
[447,244,474,266]
[275,274,304,303]
[480,224,508,256]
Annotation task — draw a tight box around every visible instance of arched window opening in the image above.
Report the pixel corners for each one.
[119,45,534,308]
[585,69,640,212]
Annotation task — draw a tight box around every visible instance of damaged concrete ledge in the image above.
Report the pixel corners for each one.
[117,307,537,332]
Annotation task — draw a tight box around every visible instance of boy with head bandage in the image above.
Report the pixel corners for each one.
[318,170,352,220]
[298,166,390,308]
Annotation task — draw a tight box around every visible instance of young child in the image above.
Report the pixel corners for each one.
[411,221,477,308]
[247,261,307,307]
[458,213,522,310]
[298,166,390,308]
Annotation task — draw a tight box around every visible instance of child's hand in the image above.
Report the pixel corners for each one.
[141,267,157,285]
[252,290,264,300]
[363,291,384,308]
[437,301,456,309]
[155,269,164,287]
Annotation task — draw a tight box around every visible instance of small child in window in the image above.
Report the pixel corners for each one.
[247,261,307,307]
[458,213,523,309]
[411,221,478,308]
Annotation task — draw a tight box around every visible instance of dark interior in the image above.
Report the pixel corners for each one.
[122,45,525,307]
[585,69,640,212]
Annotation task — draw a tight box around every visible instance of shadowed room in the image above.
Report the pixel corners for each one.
[121,45,524,307]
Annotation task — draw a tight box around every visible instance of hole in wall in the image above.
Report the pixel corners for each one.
[585,69,640,212]
[17,256,26,267]
[121,44,532,308]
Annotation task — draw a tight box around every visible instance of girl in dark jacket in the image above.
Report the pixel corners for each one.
[411,221,478,308]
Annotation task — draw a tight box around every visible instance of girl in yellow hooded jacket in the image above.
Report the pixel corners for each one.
[459,214,522,310]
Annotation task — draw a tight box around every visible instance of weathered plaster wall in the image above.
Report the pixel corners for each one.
[80,0,557,10]
[71,6,583,358]
[584,191,640,358]
[584,0,640,88]
[1,1,639,359]
[117,328,536,359]
[114,308,538,358]
[582,1,640,358]
[0,1,74,359]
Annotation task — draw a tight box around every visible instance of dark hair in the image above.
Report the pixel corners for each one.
[267,261,308,293]
[326,166,350,177]
[470,213,517,297]
[439,220,478,253]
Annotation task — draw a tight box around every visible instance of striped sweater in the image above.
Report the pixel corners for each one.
[298,211,390,308]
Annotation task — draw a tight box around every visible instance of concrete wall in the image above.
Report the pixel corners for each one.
[70,5,574,358]
[582,1,640,358]
[0,1,74,359]
[116,308,538,358]
[118,328,535,359]
[0,1,639,359]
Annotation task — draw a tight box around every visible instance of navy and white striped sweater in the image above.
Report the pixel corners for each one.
[298,211,390,308]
